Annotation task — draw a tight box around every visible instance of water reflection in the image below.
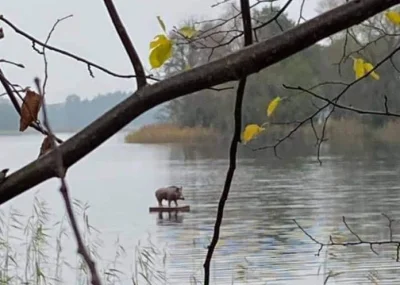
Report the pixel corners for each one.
[156,212,185,225]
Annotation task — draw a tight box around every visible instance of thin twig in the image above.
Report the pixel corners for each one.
[0,15,155,80]
[382,213,395,242]
[34,77,102,285]
[103,0,147,89]
[203,0,253,284]
[253,0,293,31]
[42,15,73,97]
[294,215,400,261]
[283,84,400,118]
[0,59,25,68]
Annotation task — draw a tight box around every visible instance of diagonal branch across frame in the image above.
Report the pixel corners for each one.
[0,0,397,206]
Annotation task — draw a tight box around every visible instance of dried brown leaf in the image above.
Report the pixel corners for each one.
[19,90,42,132]
[38,136,52,157]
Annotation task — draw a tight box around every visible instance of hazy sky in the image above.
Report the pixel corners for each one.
[1,0,319,103]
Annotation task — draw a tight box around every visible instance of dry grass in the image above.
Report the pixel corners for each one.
[324,117,367,145]
[124,118,400,146]
[124,123,219,144]
[373,119,400,144]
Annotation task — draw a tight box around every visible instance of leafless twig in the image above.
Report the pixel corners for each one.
[34,77,102,285]
[203,0,253,284]
[0,15,156,80]
[42,15,73,97]
[294,214,400,261]
[253,0,293,41]
[0,59,25,69]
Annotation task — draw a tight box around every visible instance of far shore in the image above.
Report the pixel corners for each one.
[123,119,400,146]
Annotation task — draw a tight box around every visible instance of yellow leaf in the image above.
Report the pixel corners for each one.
[267,96,281,117]
[242,124,265,144]
[363,62,380,80]
[157,16,167,33]
[385,11,400,25]
[149,34,168,49]
[353,58,365,79]
[179,26,197,39]
[352,57,380,80]
[149,35,173,68]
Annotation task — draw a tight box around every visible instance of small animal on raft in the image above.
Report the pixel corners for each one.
[155,186,185,207]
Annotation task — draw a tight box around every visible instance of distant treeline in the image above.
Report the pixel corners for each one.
[0,91,161,132]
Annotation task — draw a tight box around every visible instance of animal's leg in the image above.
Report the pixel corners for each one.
[174,200,178,207]
[168,200,171,207]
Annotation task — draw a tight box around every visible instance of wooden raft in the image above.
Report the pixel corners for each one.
[149,205,190,213]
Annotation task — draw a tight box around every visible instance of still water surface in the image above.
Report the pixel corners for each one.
[1,132,400,284]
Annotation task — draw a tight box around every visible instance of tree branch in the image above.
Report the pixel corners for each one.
[0,15,153,80]
[294,214,400,261]
[42,15,73,97]
[0,0,396,206]
[284,84,400,118]
[103,0,147,88]
[253,0,294,41]
[203,0,253,284]
[34,78,102,285]
[0,59,24,68]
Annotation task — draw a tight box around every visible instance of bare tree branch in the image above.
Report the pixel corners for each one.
[294,214,400,261]
[103,0,147,88]
[203,0,253,284]
[0,59,25,68]
[34,77,102,285]
[0,0,396,206]
[0,15,155,80]
[42,15,73,97]
[253,0,293,42]
[284,84,400,118]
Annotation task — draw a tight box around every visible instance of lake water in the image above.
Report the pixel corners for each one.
[1,132,400,284]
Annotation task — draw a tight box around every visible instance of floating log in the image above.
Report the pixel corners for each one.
[149,205,190,213]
